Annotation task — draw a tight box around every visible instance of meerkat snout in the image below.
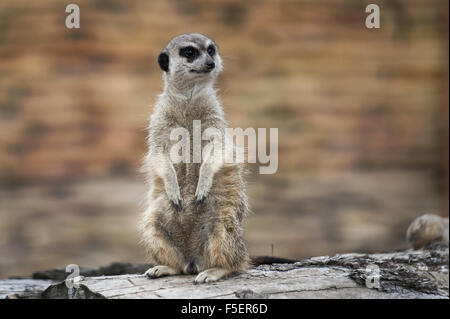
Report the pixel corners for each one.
[205,60,215,70]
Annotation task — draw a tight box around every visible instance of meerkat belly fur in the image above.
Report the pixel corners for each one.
[141,33,249,284]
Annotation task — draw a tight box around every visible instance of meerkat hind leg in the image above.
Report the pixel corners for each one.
[145,265,181,279]
[194,268,232,284]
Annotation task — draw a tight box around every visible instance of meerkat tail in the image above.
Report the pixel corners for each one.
[250,256,299,266]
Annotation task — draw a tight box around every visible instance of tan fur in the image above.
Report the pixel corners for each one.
[406,214,449,250]
[140,34,249,284]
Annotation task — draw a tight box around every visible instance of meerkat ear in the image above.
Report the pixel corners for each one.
[158,51,169,72]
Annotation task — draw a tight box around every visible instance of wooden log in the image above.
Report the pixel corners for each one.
[1,248,446,299]
[0,279,56,299]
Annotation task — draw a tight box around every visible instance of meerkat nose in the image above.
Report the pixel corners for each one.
[205,61,215,70]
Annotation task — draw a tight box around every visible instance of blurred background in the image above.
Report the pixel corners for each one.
[0,0,448,278]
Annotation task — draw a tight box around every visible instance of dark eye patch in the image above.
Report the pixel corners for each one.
[207,44,216,56]
[179,46,199,62]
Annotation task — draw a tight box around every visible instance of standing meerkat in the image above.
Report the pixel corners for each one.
[141,33,250,284]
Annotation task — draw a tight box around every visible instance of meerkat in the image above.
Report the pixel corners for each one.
[140,33,250,284]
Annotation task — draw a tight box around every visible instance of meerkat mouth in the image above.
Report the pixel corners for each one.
[190,69,212,74]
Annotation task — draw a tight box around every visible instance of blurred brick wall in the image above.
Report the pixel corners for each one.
[0,0,447,184]
[0,0,448,277]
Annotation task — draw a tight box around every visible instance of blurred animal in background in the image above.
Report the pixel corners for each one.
[406,214,449,250]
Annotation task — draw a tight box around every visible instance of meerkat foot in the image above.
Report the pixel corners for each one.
[145,265,180,279]
[194,268,232,284]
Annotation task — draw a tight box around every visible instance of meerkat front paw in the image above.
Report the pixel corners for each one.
[194,180,211,205]
[194,268,232,284]
[145,265,180,279]
[167,189,183,211]
[194,193,207,205]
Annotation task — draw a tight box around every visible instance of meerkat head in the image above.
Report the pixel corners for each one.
[157,33,223,89]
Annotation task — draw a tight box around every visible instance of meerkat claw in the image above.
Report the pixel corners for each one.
[194,195,206,206]
[170,199,183,211]
[194,268,231,284]
[145,265,180,279]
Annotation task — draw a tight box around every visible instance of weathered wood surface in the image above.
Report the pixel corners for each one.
[0,279,56,299]
[2,248,447,299]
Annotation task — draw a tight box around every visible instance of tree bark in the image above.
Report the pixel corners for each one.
[1,248,448,299]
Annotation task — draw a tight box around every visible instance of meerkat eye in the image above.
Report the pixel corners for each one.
[207,45,216,56]
[184,48,194,57]
[180,46,198,60]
